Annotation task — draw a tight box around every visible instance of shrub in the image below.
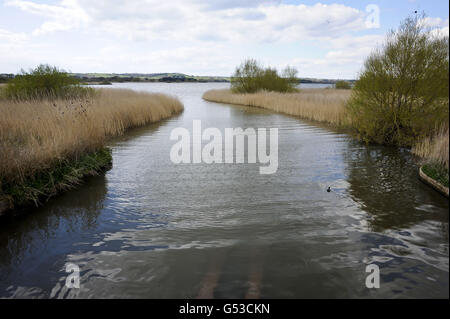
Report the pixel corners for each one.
[347,14,449,146]
[3,64,94,100]
[231,59,298,93]
[335,80,351,89]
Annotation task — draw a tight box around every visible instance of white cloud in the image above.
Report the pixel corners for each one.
[57,44,237,75]
[283,34,385,78]
[6,0,367,42]
[419,17,448,28]
[0,29,42,72]
[5,0,89,35]
[418,17,449,38]
[2,0,447,78]
[0,28,28,56]
[0,28,28,43]
[326,35,383,63]
[195,0,280,11]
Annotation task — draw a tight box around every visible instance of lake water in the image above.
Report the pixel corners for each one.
[0,82,448,298]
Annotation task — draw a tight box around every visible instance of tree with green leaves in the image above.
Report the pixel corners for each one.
[3,64,93,100]
[347,13,449,146]
[335,80,351,89]
[231,59,299,93]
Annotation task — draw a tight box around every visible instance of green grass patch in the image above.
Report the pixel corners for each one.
[1,148,112,208]
[422,162,449,188]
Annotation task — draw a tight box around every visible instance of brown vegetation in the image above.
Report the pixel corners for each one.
[0,88,183,185]
[412,127,449,169]
[203,88,351,126]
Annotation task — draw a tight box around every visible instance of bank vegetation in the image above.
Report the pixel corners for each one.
[0,65,183,211]
[203,14,449,192]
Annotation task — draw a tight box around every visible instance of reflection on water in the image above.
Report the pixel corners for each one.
[343,141,449,298]
[0,175,107,298]
[345,141,449,233]
[0,82,448,298]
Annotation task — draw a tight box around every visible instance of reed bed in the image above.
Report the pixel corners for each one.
[412,127,449,169]
[0,88,183,185]
[203,88,352,127]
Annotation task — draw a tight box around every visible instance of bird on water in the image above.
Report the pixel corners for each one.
[327,187,331,193]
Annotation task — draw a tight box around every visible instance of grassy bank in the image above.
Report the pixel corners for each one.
[1,148,112,209]
[0,88,183,211]
[203,88,352,127]
[421,163,449,188]
[413,128,449,189]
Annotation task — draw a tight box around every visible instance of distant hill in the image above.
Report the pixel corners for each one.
[2,72,354,84]
[297,77,355,84]
[71,73,230,83]
[71,73,355,84]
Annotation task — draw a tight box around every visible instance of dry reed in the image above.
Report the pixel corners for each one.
[203,88,351,126]
[412,127,449,169]
[0,88,183,183]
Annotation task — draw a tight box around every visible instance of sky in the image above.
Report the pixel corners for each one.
[0,0,448,79]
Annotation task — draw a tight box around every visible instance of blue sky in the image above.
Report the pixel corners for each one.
[0,0,448,78]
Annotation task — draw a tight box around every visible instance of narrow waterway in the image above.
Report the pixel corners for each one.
[0,83,448,298]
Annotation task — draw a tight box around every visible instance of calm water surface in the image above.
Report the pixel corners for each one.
[0,83,448,298]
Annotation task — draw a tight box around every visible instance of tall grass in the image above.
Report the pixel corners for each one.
[0,88,183,186]
[203,88,351,126]
[412,127,449,169]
